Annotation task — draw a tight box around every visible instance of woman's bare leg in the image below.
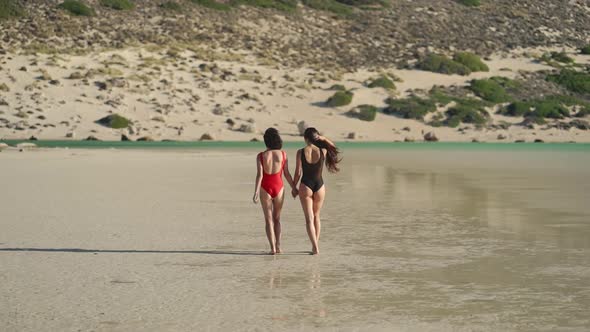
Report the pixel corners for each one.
[312,186,325,243]
[299,184,319,255]
[260,190,276,254]
[272,188,285,253]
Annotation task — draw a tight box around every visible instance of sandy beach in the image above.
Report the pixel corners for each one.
[1,146,589,331]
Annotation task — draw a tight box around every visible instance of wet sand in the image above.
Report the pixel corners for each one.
[1,147,590,331]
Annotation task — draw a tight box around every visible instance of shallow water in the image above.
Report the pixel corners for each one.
[1,148,589,331]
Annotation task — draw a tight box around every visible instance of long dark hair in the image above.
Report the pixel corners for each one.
[304,127,341,173]
[263,128,282,150]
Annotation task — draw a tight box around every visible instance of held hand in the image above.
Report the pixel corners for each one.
[253,192,259,204]
[291,187,299,198]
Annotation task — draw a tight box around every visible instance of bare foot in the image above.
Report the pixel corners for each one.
[311,247,319,255]
[268,251,276,255]
[276,248,282,254]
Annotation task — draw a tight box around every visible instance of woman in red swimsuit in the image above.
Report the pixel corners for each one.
[253,128,298,255]
[293,128,341,255]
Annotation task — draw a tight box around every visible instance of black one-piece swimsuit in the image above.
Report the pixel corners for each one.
[300,148,324,193]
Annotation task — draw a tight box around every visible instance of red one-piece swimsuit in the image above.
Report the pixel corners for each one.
[260,150,286,198]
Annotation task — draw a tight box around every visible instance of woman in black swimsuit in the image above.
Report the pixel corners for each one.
[293,128,341,255]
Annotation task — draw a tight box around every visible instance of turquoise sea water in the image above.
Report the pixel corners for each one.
[2,140,590,151]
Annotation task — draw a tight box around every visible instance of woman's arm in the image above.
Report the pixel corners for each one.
[283,156,296,189]
[253,154,263,204]
[293,150,302,185]
[291,150,302,198]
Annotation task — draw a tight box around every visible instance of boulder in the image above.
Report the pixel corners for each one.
[65,132,75,138]
[497,134,507,140]
[424,131,439,142]
[347,132,357,139]
[534,139,544,143]
[85,136,100,141]
[28,136,38,141]
[404,137,415,142]
[200,133,214,141]
[238,123,256,133]
[107,77,128,88]
[137,136,155,142]
[68,72,83,80]
[121,134,131,141]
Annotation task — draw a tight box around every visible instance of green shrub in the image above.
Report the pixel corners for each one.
[456,0,480,6]
[302,0,352,16]
[232,0,298,11]
[328,84,346,91]
[58,0,95,16]
[547,70,590,94]
[367,75,396,90]
[428,87,455,105]
[453,52,489,72]
[384,96,437,120]
[576,107,590,117]
[417,54,471,76]
[581,45,590,55]
[326,91,353,107]
[500,101,531,116]
[160,1,182,10]
[96,114,131,128]
[445,104,489,127]
[530,99,570,119]
[334,0,385,6]
[502,95,587,120]
[469,78,511,103]
[190,0,231,10]
[356,104,378,121]
[100,0,134,10]
[541,51,575,64]
[0,0,24,19]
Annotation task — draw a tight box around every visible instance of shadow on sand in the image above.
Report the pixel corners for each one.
[0,248,311,256]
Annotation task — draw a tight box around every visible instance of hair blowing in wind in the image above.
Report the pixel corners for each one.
[304,127,341,173]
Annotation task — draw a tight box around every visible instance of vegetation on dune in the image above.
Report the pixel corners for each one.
[456,0,480,6]
[302,0,353,16]
[468,77,514,103]
[0,0,24,19]
[581,45,590,55]
[234,0,298,12]
[189,0,231,10]
[443,104,489,127]
[100,0,134,10]
[58,0,95,16]
[96,114,131,128]
[367,75,396,90]
[160,1,182,11]
[328,84,346,91]
[499,95,589,122]
[417,54,471,76]
[188,0,384,13]
[453,52,489,72]
[547,70,590,94]
[348,104,378,121]
[541,51,575,64]
[326,90,353,107]
[384,96,436,120]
